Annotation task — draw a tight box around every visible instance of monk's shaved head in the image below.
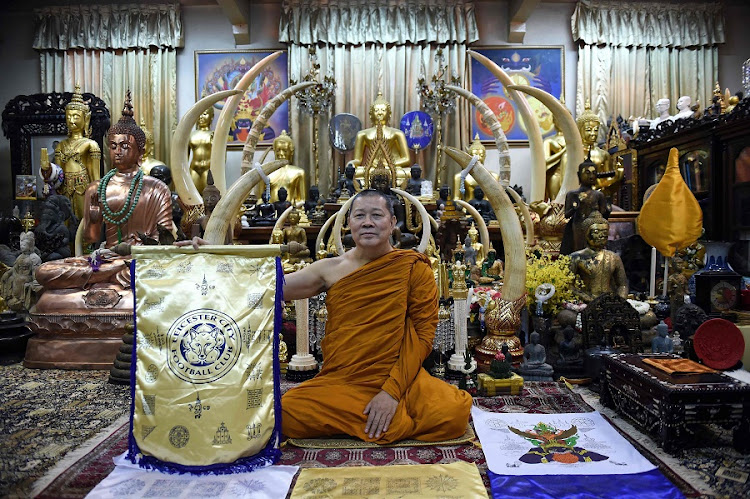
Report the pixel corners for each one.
[350,189,395,216]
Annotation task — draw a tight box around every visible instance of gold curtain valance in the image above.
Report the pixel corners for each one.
[279,0,479,45]
[33,3,184,50]
[572,0,725,48]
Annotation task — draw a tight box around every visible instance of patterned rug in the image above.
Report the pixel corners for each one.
[0,364,130,498]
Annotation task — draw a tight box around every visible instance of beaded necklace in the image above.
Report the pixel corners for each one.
[98,168,144,243]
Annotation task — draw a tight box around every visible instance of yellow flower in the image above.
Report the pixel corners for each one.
[525,251,581,315]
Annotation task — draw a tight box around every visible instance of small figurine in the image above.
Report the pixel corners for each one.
[0,232,42,312]
[557,326,582,365]
[34,195,76,261]
[650,98,672,129]
[253,192,277,227]
[191,171,228,243]
[304,185,320,214]
[282,209,311,272]
[310,197,328,226]
[463,234,477,266]
[468,186,495,223]
[334,164,362,200]
[651,321,673,353]
[188,105,214,194]
[402,164,425,196]
[273,187,292,218]
[436,185,450,212]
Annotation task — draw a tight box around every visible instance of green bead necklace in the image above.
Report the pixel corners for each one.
[98,169,144,243]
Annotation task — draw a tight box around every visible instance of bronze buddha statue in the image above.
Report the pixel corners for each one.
[188,105,214,194]
[351,92,411,188]
[568,210,628,303]
[561,157,610,254]
[44,84,101,221]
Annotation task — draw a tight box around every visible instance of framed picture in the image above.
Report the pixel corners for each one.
[15,175,37,200]
[469,46,564,144]
[195,50,289,148]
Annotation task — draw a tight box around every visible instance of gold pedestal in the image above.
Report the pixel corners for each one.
[475,294,527,372]
[475,333,523,372]
[477,373,524,396]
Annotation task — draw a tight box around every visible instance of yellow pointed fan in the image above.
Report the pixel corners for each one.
[637,148,703,257]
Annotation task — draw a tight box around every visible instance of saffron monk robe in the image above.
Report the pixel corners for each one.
[179,189,472,444]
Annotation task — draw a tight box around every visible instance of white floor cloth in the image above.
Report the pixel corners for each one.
[472,408,656,476]
[84,452,298,498]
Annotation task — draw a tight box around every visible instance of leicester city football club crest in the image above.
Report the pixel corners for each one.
[167,309,242,384]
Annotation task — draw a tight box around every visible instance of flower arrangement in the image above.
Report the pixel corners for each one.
[525,252,580,316]
[489,351,512,379]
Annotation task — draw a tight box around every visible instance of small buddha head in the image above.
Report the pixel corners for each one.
[273,130,294,161]
[473,186,485,201]
[149,164,173,186]
[370,165,392,193]
[271,228,284,244]
[344,164,356,179]
[486,247,496,264]
[19,231,35,254]
[466,134,486,164]
[140,118,155,159]
[277,186,288,202]
[439,185,450,200]
[65,84,91,136]
[410,164,422,180]
[577,155,598,187]
[202,171,221,212]
[107,90,146,170]
[529,331,540,345]
[308,185,319,201]
[197,105,214,129]
[582,210,609,250]
[369,91,391,126]
[576,102,600,146]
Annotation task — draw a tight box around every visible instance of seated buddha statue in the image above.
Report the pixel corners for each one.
[261,130,306,203]
[576,102,624,200]
[452,135,499,201]
[273,187,292,218]
[468,186,495,223]
[282,209,311,272]
[139,119,167,176]
[188,105,214,195]
[253,192,277,227]
[568,210,628,303]
[333,164,362,201]
[467,223,486,267]
[401,164,426,196]
[43,84,101,222]
[33,92,174,308]
[351,92,411,188]
[519,331,554,381]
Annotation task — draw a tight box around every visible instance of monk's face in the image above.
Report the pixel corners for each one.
[349,195,395,249]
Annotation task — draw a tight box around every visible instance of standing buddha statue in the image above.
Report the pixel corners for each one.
[44,84,101,221]
[542,101,568,201]
[576,102,624,200]
[188,105,214,194]
[262,130,306,203]
[351,92,411,188]
[139,119,167,176]
[452,134,499,201]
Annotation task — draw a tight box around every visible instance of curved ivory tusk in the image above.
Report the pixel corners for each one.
[447,84,510,185]
[443,146,526,301]
[172,89,242,207]
[315,213,338,257]
[241,81,317,174]
[504,185,535,247]
[211,51,284,195]
[204,159,287,244]
[428,213,439,231]
[468,50,545,203]
[507,84,583,203]
[454,199,491,256]
[332,189,432,255]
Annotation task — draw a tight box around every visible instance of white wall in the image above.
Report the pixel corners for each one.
[718,2,750,96]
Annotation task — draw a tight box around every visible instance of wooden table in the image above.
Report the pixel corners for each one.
[601,353,750,454]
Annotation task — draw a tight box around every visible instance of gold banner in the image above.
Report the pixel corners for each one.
[131,247,281,468]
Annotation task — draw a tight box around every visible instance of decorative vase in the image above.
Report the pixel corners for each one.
[475,295,527,371]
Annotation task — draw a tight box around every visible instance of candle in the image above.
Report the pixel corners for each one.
[649,247,657,298]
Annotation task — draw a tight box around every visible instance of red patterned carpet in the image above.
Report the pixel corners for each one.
[36,382,679,498]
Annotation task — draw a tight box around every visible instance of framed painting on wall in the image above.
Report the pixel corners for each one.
[469,46,564,144]
[195,49,289,148]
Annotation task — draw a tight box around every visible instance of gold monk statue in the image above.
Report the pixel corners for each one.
[543,112,567,201]
[139,118,167,176]
[188,105,214,194]
[568,210,628,302]
[258,130,306,203]
[452,135,499,201]
[43,84,101,221]
[577,103,624,200]
[351,92,411,188]
[34,91,174,299]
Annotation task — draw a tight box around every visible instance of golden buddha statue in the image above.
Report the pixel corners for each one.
[542,106,568,201]
[282,209,311,272]
[576,102,624,200]
[261,130,306,203]
[45,84,101,221]
[351,92,411,188]
[467,223,486,266]
[139,118,167,176]
[452,135,499,201]
[188,105,214,194]
[568,210,628,303]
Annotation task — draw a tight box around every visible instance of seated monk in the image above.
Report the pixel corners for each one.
[35,92,173,299]
[180,189,472,443]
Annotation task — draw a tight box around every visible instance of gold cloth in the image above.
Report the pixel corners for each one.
[291,461,488,498]
[637,148,703,257]
[130,245,281,469]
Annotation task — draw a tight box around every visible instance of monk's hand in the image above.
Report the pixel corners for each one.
[174,236,208,250]
[363,390,397,439]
